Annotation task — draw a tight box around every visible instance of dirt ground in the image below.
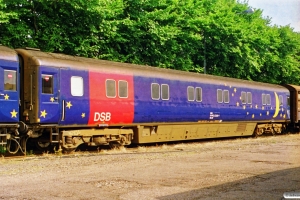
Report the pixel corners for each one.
[0,134,300,200]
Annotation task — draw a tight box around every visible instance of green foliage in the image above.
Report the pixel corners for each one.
[0,0,17,24]
[0,0,299,84]
[0,145,6,154]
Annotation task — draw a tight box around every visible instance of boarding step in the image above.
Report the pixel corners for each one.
[50,132,59,143]
[0,134,7,145]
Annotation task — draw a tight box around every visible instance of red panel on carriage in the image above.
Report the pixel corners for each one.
[88,71,134,126]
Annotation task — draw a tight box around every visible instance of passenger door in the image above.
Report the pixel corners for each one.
[59,68,89,125]
[38,66,60,123]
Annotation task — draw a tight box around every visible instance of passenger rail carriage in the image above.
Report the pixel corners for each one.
[0,45,299,154]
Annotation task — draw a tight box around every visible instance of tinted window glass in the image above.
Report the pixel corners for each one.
[42,74,53,94]
[241,92,246,104]
[262,94,266,105]
[195,87,202,102]
[4,70,17,91]
[266,94,271,105]
[224,90,229,103]
[187,86,194,101]
[247,92,252,104]
[161,84,169,100]
[151,83,160,100]
[217,89,223,103]
[119,80,128,98]
[106,79,116,98]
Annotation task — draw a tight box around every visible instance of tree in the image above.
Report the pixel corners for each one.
[0,0,299,85]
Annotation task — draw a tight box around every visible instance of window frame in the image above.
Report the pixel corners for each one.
[161,84,169,100]
[247,92,252,104]
[223,90,230,103]
[262,93,266,105]
[241,91,247,104]
[70,76,84,97]
[195,87,202,102]
[266,94,271,105]
[4,69,17,91]
[217,89,223,103]
[187,86,195,101]
[151,83,160,100]
[118,80,128,98]
[106,79,116,98]
[41,74,53,94]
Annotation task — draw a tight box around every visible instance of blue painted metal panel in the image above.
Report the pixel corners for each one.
[38,66,60,123]
[59,68,90,125]
[133,76,290,123]
[0,59,19,122]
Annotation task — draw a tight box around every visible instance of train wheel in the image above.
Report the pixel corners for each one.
[109,141,122,149]
[62,147,76,154]
[109,135,127,149]
[269,128,275,136]
[35,141,51,151]
[254,128,264,138]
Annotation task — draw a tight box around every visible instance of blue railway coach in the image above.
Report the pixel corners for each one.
[0,45,21,152]
[0,46,296,153]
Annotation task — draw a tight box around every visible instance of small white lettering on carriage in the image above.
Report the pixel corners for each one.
[94,112,111,122]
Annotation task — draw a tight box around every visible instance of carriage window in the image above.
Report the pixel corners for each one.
[217,89,223,103]
[195,87,202,102]
[151,83,160,100]
[118,80,128,98]
[247,92,252,104]
[266,94,271,105]
[279,95,283,106]
[262,94,266,105]
[161,84,169,100]
[42,74,53,94]
[262,93,271,105]
[224,90,229,103]
[187,86,194,101]
[71,76,83,96]
[106,79,116,98]
[218,89,229,103]
[4,70,17,91]
[241,92,246,104]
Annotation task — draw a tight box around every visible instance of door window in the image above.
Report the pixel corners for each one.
[42,74,53,94]
[71,76,83,96]
[4,70,17,91]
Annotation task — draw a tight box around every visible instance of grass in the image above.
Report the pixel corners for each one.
[0,145,6,154]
